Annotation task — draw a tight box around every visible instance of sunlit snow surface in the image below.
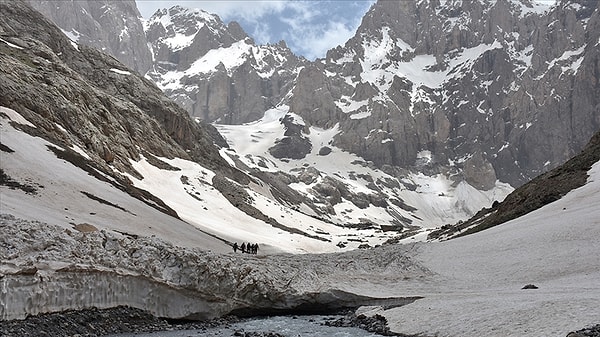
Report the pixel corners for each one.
[380,160,600,336]
[0,107,226,252]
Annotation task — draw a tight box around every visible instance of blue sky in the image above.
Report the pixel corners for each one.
[136,1,376,60]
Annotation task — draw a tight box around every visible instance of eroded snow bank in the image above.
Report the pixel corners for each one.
[0,215,426,321]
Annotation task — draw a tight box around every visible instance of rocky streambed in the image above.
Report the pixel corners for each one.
[2,305,598,337]
[0,306,239,337]
[0,305,403,337]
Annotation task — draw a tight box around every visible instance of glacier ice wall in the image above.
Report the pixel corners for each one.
[0,215,426,320]
[1,271,222,321]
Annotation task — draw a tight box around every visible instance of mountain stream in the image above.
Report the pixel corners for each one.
[107,315,381,337]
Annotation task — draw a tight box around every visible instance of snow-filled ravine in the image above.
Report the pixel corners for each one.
[214,106,513,233]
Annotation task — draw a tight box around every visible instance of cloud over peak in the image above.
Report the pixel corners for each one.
[136,0,375,59]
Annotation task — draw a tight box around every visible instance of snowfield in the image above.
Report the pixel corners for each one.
[380,160,600,336]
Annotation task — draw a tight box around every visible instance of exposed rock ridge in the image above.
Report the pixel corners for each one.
[0,0,237,178]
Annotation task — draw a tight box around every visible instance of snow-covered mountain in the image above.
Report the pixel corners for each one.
[2,0,439,255]
[316,0,600,187]
[129,0,600,189]
[0,1,512,248]
[12,0,600,246]
[143,5,305,124]
[135,0,599,235]
[138,2,522,232]
[139,0,597,214]
[2,1,599,335]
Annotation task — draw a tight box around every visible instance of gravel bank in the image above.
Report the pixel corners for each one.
[568,324,600,337]
[0,306,239,337]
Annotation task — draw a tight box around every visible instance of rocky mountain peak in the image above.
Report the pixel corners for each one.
[227,21,250,41]
[142,6,306,125]
[350,0,559,64]
[296,0,600,187]
[144,5,248,71]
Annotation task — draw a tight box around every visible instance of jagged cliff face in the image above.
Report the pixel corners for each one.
[7,0,599,242]
[144,6,306,124]
[25,0,600,188]
[26,0,153,74]
[297,0,600,187]
[137,0,599,188]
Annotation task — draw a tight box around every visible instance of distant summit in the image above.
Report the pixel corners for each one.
[143,5,304,124]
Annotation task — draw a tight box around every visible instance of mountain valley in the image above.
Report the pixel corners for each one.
[1,0,599,336]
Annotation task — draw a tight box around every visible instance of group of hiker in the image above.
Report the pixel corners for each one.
[232,242,259,254]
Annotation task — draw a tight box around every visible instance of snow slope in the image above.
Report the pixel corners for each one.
[0,107,226,252]
[123,154,375,253]
[378,160,600,336]
[215,107,513,234]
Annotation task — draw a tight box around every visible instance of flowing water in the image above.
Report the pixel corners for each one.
[108,315,380,337]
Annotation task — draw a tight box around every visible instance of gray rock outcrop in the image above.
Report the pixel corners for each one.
[26,0,153,74]
[0,0,238,196]
[294,0,600,187]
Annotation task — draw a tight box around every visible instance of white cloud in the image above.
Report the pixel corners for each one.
[278,2,369,60]
[283,20,358,60]
[135,0,375,59]
[200,1,288,21]
[307,22,357,59]
[250,21,274,45]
